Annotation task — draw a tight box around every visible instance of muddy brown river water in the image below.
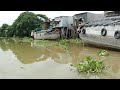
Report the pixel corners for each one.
[0,38,120,79]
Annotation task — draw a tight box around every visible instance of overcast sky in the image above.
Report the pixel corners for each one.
[0,11,104,27]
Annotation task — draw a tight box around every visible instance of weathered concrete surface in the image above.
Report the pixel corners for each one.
[79,15,120,50]
[86,16,120,27]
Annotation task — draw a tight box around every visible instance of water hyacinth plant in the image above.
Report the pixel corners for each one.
[77,50,109,74]
[98,50,109,56]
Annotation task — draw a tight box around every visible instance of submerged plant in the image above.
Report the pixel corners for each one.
[77,50,109,74]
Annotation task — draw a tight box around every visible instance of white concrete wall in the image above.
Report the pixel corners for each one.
[85,25,120,37]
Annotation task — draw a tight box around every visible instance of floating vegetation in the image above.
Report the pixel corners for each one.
[55,39,68,49]
[55,39,82,48]
[21,38,82,48]
[69,39,82,44]
[98,50,109,56]
[20,37,33,43]
[32,39,57,47]
[55,39,82,54]
[6,38,82,54]
[77,50,109,74]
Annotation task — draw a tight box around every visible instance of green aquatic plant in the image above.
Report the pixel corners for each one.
[98,50,109,56]
[55,39,70,54]
[20,38,82,47]
[19,38,82,54]
[56,39,68,49]
[70,38,82,44]
[56,39,82,48]
[77,50,109,74]
[77,56,105,74]
[21,37,33,42]
[33,40,57,47]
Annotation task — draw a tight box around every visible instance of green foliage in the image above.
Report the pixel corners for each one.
[77,50,109,74]
[0,24,9,37]
[57,39,68,48]
[0,11,49,38]
[37,14,49,21]
[98,50,109,56]
[70,39,82,44]
[21,37,33,42]
[6,25,15,37]
[10,11,40,37]
[56,39,82,48]
[21,38,82,54]
[32,40,57,47]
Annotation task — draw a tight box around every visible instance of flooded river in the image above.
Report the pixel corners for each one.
[0,38,120,79]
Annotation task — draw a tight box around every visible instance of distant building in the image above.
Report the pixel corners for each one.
[51,16,74,38]
[104,11,120,17]
[72,12,104,38]
[73,12,104,24]
[52,16,73,29]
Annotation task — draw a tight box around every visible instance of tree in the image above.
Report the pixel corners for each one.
[0,24,9,37]
[7,25,16,37]
[8,11,49,37]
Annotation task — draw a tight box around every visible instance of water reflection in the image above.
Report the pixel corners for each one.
[0,38,68,64]
[0,38,83,65]
[0,38,120,79]
[0,39,78,79]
